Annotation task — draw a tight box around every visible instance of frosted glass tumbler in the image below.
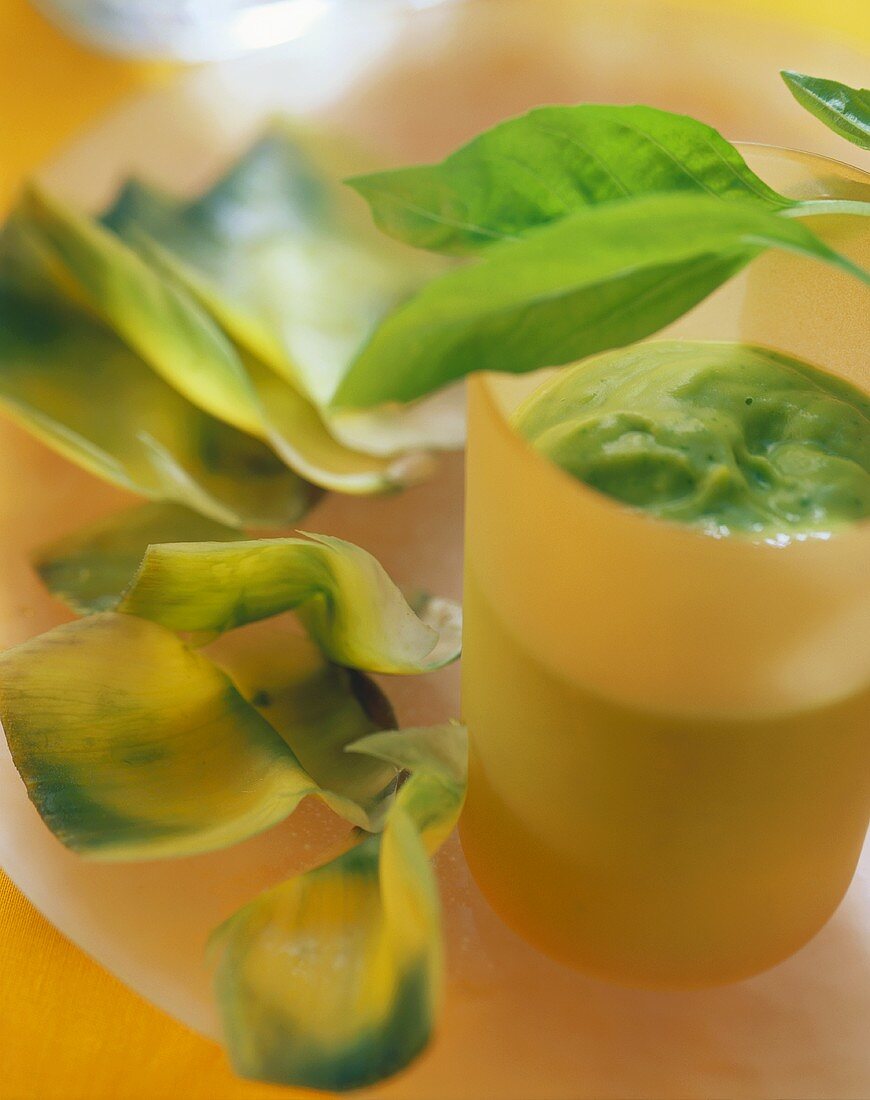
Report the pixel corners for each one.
[461,148,870,988]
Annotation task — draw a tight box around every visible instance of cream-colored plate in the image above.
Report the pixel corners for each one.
[1,2,868,1096]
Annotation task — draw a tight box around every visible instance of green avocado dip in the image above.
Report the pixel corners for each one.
[513,341,870,536]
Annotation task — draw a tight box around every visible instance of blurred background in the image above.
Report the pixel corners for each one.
[2,0,868,220]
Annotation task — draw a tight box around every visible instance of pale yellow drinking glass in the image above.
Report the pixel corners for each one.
[461,147,870,989]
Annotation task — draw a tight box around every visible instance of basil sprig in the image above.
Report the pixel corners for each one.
[347,104,793,255]
[781,71,870,151]
[334,191,868,408]
[334,101,869,409]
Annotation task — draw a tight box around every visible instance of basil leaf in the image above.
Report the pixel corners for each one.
[348,104,792,255]
[333,193,868,408]
[781,71,870,151]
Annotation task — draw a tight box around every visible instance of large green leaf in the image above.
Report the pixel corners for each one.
[348,103,792,255]
[101,131,464,458]
[211,724,466,1092]
[781,71,870,151]
[118,533,462,673]
[333,192,868,407]
[0,220,316,527]
[0,613,398,859]
[34,502,244,614]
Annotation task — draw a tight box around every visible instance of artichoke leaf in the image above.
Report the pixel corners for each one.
[0,219,316,527]
[101,126,382,387]
[0,613,315,859]
[102,131,464,457]
[207,620,399,832]
[118,533,462,673]
[17,183,265,437]
[211,724,467,1092]
[348,724,467,853]
[33,511,461,675]
[0,613,401,859]
[134,232,437,494]
[34,502,245,615]
[20,180,410,496]
[18,164,442,494]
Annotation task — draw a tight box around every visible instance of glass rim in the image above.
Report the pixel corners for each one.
[732,141,870,183]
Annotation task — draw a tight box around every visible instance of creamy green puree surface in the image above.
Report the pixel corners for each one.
[513,341,870,536]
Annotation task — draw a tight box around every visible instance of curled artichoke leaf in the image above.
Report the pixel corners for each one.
[0,613,400,859]
[101,129,465,458]
[118,532,462,674]
[34,502,244,615]
[210,723,467,1092]
[0,217,315,528]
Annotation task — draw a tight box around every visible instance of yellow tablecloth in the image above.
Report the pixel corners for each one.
[0,1,866,1098]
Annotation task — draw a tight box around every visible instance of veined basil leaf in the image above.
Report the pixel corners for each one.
[211,724,466,1092]
[0,614,396,859]
[348,104,793,255]
[0,220,316,528]
[101,131,464,458]
[118,532,462,673]
[782,71,870,151]
[333,192,868,408]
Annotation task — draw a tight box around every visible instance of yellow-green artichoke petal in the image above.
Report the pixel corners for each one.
[119,533,462,673]
[211,724,466,1092]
